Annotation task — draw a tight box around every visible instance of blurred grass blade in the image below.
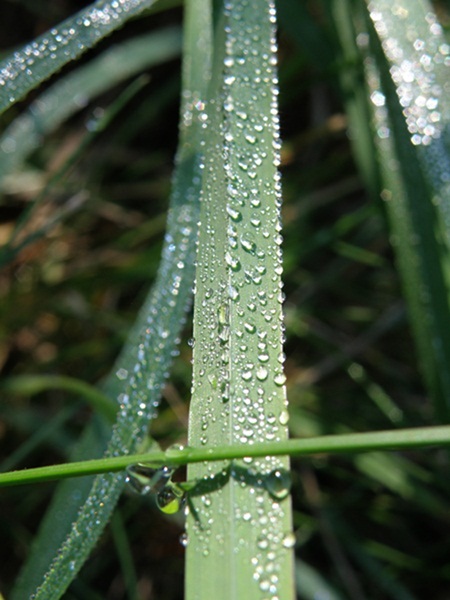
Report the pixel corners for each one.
[1,405,78,473]
[329,0,381,199]
[12,6,212,600]
[0,27,182,185]
[295,560,345,600]
[1,375,117,423]
[0,0,162,115]
[277,1,336,73]
[186,1,294,599]
[362,1,450,420]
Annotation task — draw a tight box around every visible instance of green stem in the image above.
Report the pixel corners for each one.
[2,425,449,487]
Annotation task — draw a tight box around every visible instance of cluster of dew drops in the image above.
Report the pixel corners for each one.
[126,460,185,516]
[0,0,153,105]
[126,448,293,550]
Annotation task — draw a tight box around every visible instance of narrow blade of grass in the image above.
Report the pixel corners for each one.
[11,4,212,599]
[1,375,117,423]
[0,0,162,115]
[186,1,294,598]
[0,27,182,185]
[362,1,450,421]
[329,0,381,199]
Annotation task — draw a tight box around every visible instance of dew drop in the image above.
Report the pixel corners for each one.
[240,233,256,253]
[156,483,186,514]
[116,368,128,380]
[274,372,286,386]
[208,373,218,389]
[265,469,291,500]
[225,251,241,270]
[256,366,268,381]
[126,463,173,496]
[282,532,296,548]
[244,321,256,333]
[279,410,290,426]
[228,285,240,301]
[226,204,242,221]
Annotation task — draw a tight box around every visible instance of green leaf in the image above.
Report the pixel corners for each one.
[186,1,295,598]
[1,375,117,422]
[11,3,211,599]
[0,0,161,115]
[0,27,182,185]
[362,0,450,420]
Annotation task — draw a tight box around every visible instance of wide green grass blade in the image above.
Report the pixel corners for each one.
[11,4,211,599]
[0,27,182,185]
[0,0,161,115]
[362,0,450,420]
[186,1,294,598]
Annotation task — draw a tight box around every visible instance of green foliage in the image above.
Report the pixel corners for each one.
[1,0,450,599]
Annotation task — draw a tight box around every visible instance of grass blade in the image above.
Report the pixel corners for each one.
[0,27,182,185]
[362,0,450,420]
[0,0,161,115]
[186,1,294,598]
[1,375,116,423]
[11,4,211,599]
[3,424,450,488]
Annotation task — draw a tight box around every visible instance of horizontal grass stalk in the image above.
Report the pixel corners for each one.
[2,425,450,487]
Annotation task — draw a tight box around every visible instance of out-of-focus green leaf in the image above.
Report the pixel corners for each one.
[362,0,450,420]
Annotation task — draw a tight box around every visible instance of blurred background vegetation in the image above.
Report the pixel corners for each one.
[1,1,450,598]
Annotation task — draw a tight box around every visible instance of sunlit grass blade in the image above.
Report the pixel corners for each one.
[186,1,294,598]
[362,1,450,420]
[11,7,211,600]
[0,0,163,115]
[0,27,181,185]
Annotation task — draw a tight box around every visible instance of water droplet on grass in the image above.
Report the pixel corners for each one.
[274,372,286,386]
[265,468,291,500]
[256,366,268,381]
[282,532,296,548]
[156,483,186,514]
[126,463,173,496]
